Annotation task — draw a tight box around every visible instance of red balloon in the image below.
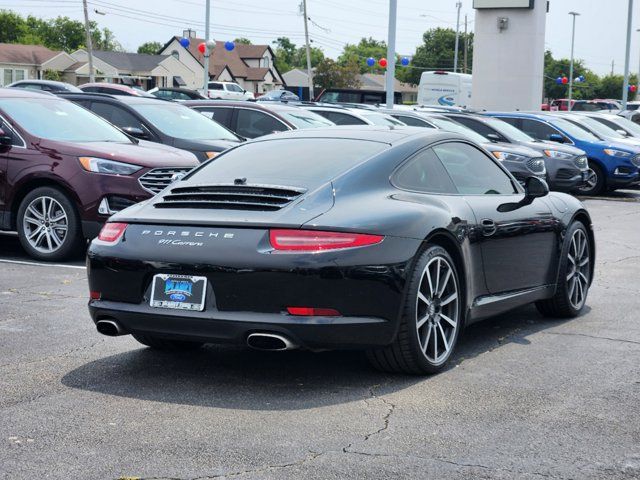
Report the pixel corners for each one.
[561,76,568,84]
[379,57,388,68]
[630,84,637,92]
[198,42,206,54]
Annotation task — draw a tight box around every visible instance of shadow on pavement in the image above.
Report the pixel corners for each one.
[61,304,574,410]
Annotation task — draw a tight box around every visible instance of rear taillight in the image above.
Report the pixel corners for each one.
[269,229,384,252]
[90,291,101,300]
[98,222,128,243]
[287,307,341,316]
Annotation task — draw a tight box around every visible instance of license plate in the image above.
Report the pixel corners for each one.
[150,274,207,311]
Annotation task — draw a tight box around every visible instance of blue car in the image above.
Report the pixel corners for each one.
[487,112,640,195]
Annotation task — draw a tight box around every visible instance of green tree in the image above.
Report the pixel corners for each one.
[338,37,387,74]
[314,58,360,89]
[39,16,86,51]
[595,74,637,101]
[94,27,123,52]
[0,10,28,43]
[234,37,252,45]
[272,36,297,72]
[42,69,62,81]
[292,46,324,69]
[137,41,162,55]
[399,28,473,85]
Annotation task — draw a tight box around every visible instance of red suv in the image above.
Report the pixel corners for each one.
[0,89,199,261]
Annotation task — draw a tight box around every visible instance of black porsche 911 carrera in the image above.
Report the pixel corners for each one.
[87,126,595,374]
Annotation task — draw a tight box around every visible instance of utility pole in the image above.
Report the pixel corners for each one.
[454,1,462,73]
[636,28,640,92]
[463,14,468,74]
[385,0,397,108]
[203,0,211,92]
[302,0,314,100]
[611,60,615,76]
[568,11,579,107]
[622,0,634,109]
[82,0,95,83]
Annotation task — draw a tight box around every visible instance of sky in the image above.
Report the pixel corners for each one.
[4,0,640,76]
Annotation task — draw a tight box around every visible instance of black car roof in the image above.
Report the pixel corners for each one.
[57,92,170,105]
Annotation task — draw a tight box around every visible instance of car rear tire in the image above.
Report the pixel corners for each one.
[536,221,591,318]
[577,162,604,196]
[16,186,83,261]
[367,245,462,375]
[132,333,204,351]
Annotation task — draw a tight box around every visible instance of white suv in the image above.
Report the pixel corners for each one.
[206,81,254,100]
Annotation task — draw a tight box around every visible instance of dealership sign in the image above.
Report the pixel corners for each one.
[473,0,534,8]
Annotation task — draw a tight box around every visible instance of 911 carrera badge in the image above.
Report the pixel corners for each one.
[141,229,235,247]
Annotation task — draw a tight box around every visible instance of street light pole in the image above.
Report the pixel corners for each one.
[203,0,211,92]
[302,0,314,100]
[568,11,580,108]
[385,0,397,108]
[454,2,462,73]
[82,0,95,83]
[622,0,634,109]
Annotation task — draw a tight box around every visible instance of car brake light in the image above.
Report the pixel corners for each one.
[90,291,101,300]
[98,222,128,243]
[269,229,384,252]
[287,307,341,316]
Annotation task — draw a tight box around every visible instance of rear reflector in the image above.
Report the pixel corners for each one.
[97,222,128,243]
[90,291,101,300]
[287,307,341,316]
[269,229,383,252]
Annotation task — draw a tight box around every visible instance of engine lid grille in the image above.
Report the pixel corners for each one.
[154,184,306,211]
[139,167,194,194]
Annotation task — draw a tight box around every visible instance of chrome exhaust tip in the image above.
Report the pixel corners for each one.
[246,333,297,351]
[96,319,125,337]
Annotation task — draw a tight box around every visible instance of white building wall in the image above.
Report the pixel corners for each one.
[471,2,547,110]
[160,38,205,89]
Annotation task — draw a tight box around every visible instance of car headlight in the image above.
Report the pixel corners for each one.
[543,149,574,159]
[526,157,547,175]
[79,157,142,175]
[491,151,528,162]
[603,148,632,158]
[631,154,640,167]
[205,151,218,160]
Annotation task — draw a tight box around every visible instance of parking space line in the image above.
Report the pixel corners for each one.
[0,258,86,270]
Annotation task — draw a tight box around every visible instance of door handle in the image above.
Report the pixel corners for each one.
[481,219,497,237]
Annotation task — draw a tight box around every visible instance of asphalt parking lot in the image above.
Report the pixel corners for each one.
[1,193,639,480]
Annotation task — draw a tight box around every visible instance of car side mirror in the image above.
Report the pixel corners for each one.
[486,133,501,142]
[498,176,549,212]
[548,133,565,143]
[616,129,629,136]
[0,128,13,151]
[122,126,149,139]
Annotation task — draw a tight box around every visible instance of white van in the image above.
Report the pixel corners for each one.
[418,71,472,107]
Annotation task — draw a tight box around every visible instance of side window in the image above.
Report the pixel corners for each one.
[520,119,560,141]
[227,84,243,92]
[236,109,287,138]
[453,117,504,140]
[433,142,517,195]
[321,111,367,125]
[91,102,144,131]
[393,148,457,194]
[197,107,233,127]
[393,115,432,127]
[208,83,223,90]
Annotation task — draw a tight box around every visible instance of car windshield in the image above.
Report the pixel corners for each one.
[483,116,535,142]
[548,117,600,142]
[131,103,239,141]
[361,113,405,126]
[569,116,626,139]
[279,110,335,129]
[0,97,131,143]
[428,117,490,144]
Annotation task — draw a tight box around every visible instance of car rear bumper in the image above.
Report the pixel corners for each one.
[89,301,395,349]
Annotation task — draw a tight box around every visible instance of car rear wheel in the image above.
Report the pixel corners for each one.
[132,333,204,351]
[16,187,83,261]
[577,162,604,195]
[536,221,591,318]
[367,245,462,375]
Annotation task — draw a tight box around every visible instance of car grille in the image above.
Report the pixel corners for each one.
[556,168,580,180]
[574,155,588,170]
[526,157,546,175]
[631,154,640,168]
[139,167,194,194]
[154,184,307,211]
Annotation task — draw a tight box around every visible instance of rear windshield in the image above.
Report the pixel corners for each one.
[187,138,388,186]
[279,110,335,129]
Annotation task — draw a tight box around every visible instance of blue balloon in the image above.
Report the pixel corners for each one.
[579,75,585,82]
[401,56,410,66]
[556,76,563,85]
[224,41,235,51]
[366,57,375,67]
[179,37,190,48]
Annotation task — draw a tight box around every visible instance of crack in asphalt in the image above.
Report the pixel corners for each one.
[543,331,640,346]
[599,255,640,266]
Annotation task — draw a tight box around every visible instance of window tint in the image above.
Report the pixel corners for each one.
[519,119,562,142]
[226,83,243,92]
[433,142,516,195]
[453,116,504,140]
[319,111,367,125]
[279,110,334,129]
[91,102,145,131]
[393,115,432,127]
[394,148,457,194]
[236,109,287,138]
[196,107,233,127]
[208,83,224,90]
